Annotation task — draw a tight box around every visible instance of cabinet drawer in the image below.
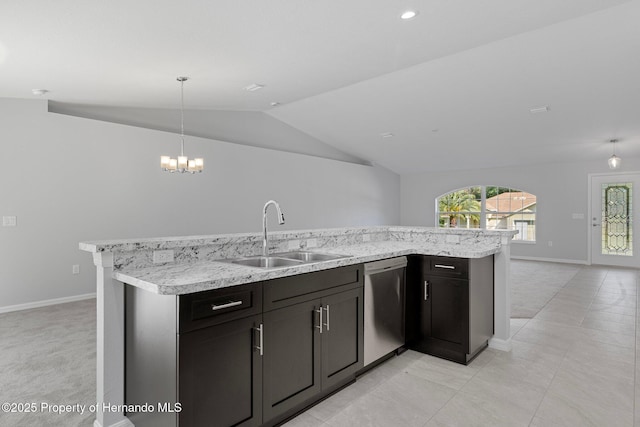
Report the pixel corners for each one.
[427,256,468,279]
[264,265,363,311]
[179,283,262,333]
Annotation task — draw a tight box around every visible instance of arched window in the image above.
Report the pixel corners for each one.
[437,186,536,242]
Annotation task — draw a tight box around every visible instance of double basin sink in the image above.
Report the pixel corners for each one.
[221,251,351,269]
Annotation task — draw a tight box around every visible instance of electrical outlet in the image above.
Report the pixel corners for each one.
[548,241,553,247]
[362,234,371,242]
[153,250,175,264]
[307,239,318,248]
[446,234,460,244]
[287,240,300,250]
[72,265,80,275]
[2,216,17,227]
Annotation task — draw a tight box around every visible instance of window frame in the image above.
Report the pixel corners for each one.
[435,185,537,243]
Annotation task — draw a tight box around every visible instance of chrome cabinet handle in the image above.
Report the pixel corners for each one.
[424,280,429,300]
[434,264,455,270]
[324,305,330,331]
[211,300,243,311]
[254,324,264,356]
[315,307,323,334]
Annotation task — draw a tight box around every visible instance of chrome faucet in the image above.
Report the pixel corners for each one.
[263,200,285,257]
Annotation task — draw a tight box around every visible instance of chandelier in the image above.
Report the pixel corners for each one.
[160,77,204,173]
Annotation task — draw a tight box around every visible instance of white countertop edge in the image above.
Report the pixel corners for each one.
[80,226,516,253]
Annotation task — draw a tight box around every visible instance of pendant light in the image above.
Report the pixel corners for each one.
[608,139,621,170]
[160,77,204,173]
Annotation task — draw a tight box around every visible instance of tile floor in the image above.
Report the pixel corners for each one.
[283,265,640,427]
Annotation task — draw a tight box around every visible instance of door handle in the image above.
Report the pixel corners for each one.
[424,280,429,300]
[323,305,330,332]
[315,307,323,334]
[254,324,264,356]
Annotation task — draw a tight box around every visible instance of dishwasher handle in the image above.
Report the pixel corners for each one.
[364,257,407,275]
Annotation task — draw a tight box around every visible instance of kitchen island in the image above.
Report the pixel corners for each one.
[80,226,516,427]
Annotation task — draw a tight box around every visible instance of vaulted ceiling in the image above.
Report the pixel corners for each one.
[2,0,639,173]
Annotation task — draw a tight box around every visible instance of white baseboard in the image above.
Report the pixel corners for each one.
[488,337,512,352]
[0,293,96,314]
[511,256,589,265]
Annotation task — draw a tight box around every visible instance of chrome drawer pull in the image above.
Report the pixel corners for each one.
[324,305,330,331]
[315,307,323,334]
[434,264,456,270]
[211,300,243,311]
[255,324,264,356]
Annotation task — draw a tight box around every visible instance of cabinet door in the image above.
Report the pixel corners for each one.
[263,299,321,422]
[321,287,364,390]
[427,276,469,349]
[178,314,262,427]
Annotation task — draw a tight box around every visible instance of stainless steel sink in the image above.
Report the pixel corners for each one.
[228,256,304,268]
[274,251,351,262]
[220,251,351,269]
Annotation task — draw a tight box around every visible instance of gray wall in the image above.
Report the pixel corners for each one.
[0,98,400,310]
[401,158,640,263]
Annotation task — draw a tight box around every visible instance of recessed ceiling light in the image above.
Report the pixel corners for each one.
[529,105,550,114]
[380,132,394,138]
[244,83,265,92]
[32,89,49,96]
[270,102,280,107]
[400,10,418,20]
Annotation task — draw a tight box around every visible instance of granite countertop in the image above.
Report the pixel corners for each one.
[114,240,502,295]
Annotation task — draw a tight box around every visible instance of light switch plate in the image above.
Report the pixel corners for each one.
[572,213,585,220]
[2,216,17,227]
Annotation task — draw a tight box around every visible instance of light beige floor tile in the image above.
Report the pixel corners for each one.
[283,412,327,427]
[324,392,428,427]
[555,286,599,298]
[533,308,586,326]
[543,298,592,312]
[460,370,546,418]
[583,310,635,326]
[535,391,633,427]
[580,316,635,336]
[548,366,634,413]
[598,285,637,296]
[371,372,455,419]
[581,325,636,349]
[472,353,559,388]
[561,341,634,381]
[495,339,566,365]
[510,318,529,337]
[592,293,636,307]
[405,352,488,390]
[589,302,636,316]
[426,391,530,427]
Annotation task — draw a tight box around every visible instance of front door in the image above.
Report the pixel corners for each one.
[590,173,639,267]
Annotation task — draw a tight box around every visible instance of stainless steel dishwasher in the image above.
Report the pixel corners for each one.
[363,256,407,366]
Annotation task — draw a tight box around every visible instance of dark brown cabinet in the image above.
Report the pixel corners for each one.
[125,265,363,427]
[262,299,321,422]
[262,266,364,425]
[407,255,493,364]
[179,314,263,427]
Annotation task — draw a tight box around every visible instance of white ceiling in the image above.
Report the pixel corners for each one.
[1,0,639,174]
